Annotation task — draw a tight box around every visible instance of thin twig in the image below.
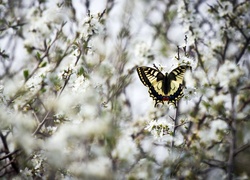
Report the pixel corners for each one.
[234,142,250,157]
[171,104,180,147]
[0,150,21,161]
[202,159,226,169]
[32,111,51,136]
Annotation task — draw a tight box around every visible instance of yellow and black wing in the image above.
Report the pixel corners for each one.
[137,66,166,106]
[137,65,191,106]
[164,65,191,96]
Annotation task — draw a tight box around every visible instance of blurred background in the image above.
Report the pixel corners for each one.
[0,0,250,179]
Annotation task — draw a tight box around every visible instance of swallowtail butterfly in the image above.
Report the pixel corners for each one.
[137,65,191,107]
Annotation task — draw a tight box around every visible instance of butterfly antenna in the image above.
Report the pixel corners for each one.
[184,34,188,45]
[153,64,161,71]
[176,45,180,60]
[183,35,188,56]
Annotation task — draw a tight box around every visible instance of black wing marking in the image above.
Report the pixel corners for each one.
[137,67,164,88]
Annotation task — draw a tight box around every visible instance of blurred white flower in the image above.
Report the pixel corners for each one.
[1,110,37,154]
[183,87,197,101]
[218,1,233,17]
[46,126,58,134]
[69,157,111,178]
[20,168,33,178]
[112,133,139,164]
[179,56,196,69]
[199,119,228,143]
[79,12,105,40]
[134,42,151,58]
[24,3,69,50]
[212,93,230,106]
[72,75,89,93]
[45,119,110,168]
[42,5,67,25]
[3,76,23,101]
[193,69,209,88]
[134,41,154,65]
[184,69,196,87]
[217,60,244,89]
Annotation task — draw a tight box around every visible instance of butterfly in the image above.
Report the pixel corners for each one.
[137,64,191,107]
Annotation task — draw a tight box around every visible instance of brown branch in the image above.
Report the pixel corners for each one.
[235,37,250,64]
[171,103,180,147]
[238,97,250,112]
[202,158,226,169]
[0,150,21,161]
[234,142,250,157]
[32,111,51,136]
[0,160,15,175]
[0,131,19,173]
[227,92,237,180]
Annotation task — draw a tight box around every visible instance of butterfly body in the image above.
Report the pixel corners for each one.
[137,65,191,106]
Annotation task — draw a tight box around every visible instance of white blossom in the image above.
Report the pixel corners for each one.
[112,133,139,164]
[217,60,244,89]
[199,119,228,143]
[145,119,171,138]
[68,157,111,178]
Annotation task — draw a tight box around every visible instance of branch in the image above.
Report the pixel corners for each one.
[238,97,250,112]
[32,111,51,136]
[234,142,250,157]
[0,130,19,173]
[227,92,237,180]
[0,150,21,161]
[171,103,180,147]
[235,37,250,64]
[202,158,226,169]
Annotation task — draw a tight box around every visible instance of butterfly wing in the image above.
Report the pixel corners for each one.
[137,66,167,106]
[164,65,191,104]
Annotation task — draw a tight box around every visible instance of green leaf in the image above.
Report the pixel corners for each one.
[77,67,89,78]
[36,52,41,59]
[78,67,84,76]
[23,70,29,81]
[39,61,47,68]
